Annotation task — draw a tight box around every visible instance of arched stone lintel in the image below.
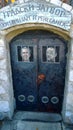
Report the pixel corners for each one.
[1,23,70,42]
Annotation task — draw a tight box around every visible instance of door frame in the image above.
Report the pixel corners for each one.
[9,29,68,113]
[0,24,71,123]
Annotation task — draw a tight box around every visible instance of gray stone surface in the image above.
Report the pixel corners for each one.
[13,111,62,122]
[1,120,62,130]
[0,112,63,130]
[1,118,73,130]
[62,123,73,130]
[0,38,14,120]
[0,0,73,124]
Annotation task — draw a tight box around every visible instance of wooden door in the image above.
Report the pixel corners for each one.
[10,30,67,113]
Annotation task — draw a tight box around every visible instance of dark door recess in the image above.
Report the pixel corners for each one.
[10,30,67,113]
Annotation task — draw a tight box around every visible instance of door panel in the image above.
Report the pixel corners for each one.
[38,38,66,112]
[10,39,38,111]
[10,30,67,113]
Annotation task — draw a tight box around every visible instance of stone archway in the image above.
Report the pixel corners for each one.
[0,23,73,124]
[9,30,68,114]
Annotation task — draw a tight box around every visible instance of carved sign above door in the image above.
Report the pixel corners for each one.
[0,2,71,30]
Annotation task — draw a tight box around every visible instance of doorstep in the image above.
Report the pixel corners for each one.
[1,120,62,130]
[0,111,73,130]
[13,111,62,122]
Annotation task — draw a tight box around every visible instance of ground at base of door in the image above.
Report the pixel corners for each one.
[0,120,62,130]
[0,111,73,130]
[1,120,73,130]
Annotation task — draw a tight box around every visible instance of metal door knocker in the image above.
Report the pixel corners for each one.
[37,74,46,85]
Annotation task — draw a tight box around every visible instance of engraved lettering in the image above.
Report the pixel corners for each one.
[0,3,71,31]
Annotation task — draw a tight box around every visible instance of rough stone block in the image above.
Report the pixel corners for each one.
[0,112,11,120]
[65,111,73,124]
[0,94,9,101]
[18,0,24,3]
[71,43,73,52]
[69,60,73,69]
[66,93,73,107]
[70,51,73,60]
[69,25,73,38]
[71,9,73,22]
[46,0,50,2]
[0,69,8,81]
[0,59,7,69]
[0,86,6,94]
[0,80,10,93]
[50,0,62,6]
[68,81,73,93]
[0,101,10,112]
[62,3,72,11]
[69,70,73,82]
[0,39,5,47]
[0,47,6,60]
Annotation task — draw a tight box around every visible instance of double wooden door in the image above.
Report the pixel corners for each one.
[10,30,67,113]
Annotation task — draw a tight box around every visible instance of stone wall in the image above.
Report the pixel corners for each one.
[62,37,73,124]
[0,0,73,124]
[0,38,14,120]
